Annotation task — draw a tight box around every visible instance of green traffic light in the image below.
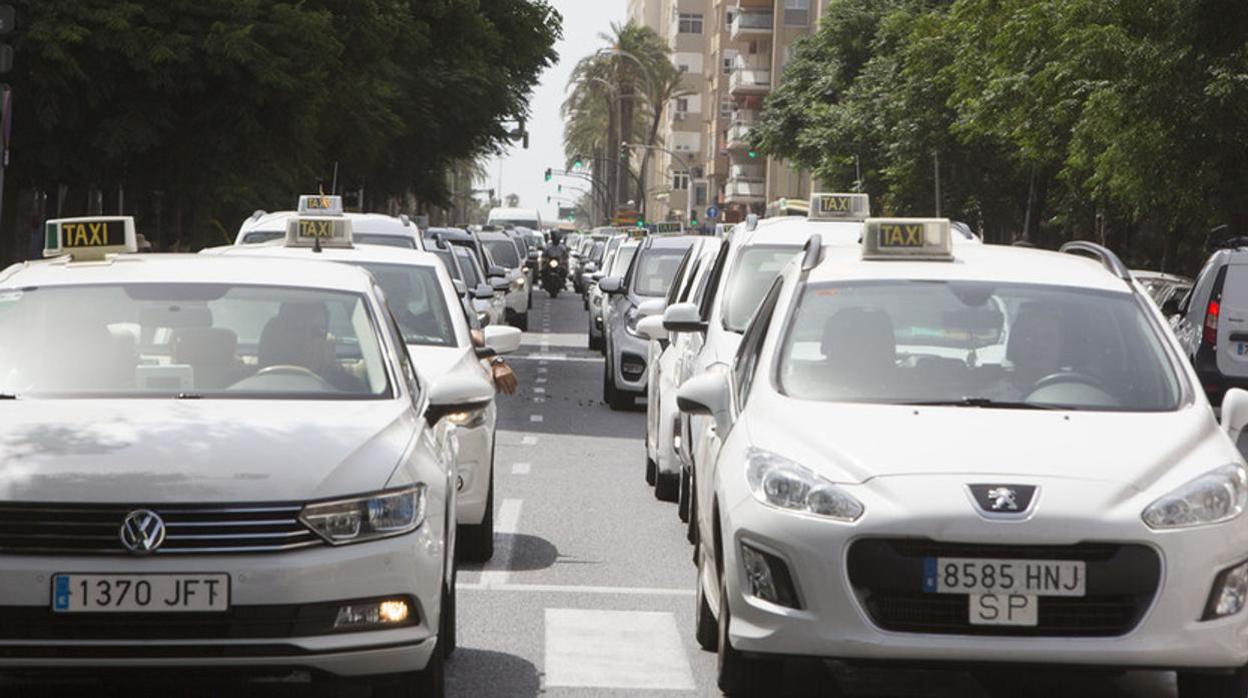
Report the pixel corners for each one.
[544,168,552,181]
[747,150,758,159]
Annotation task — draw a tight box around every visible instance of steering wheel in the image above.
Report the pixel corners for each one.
[255,365,336,389]
[1031,371,1109,393]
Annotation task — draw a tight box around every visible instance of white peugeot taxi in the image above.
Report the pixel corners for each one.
[0,216,477,696]
[679,218,1248,697]
[205,196,521,562]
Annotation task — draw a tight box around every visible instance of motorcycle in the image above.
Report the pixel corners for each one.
[542,256,567,298]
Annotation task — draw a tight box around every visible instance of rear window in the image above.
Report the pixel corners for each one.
[482,239,520,268]
[722,245,801,331]
[353,264,456,347]
[241,231,283,245]
[629,248,689,297]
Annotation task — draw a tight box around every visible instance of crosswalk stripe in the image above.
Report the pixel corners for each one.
[544,609,696,690]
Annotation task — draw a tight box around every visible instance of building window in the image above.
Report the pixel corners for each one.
[720,98,733,119]
[675,98,689,114]
[784,0,809,26]
[694,181,709,206]
[723,49,738,75]
[678,13,703,34]
[726,9,736,29]
[673,171,691,190]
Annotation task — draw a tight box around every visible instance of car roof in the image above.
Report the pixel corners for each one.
[1132,270,1192,284]
[424,228,475,242]
[806,242,1132,293]
[239,211,418,236]
[735,218,866,248]
[204,242,443,269]
[477,231,513,241]
[489,207,540,219]
[0,253,377,292]
[643,234,701,249]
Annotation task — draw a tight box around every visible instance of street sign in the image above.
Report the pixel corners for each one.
[706,206,720,220]
[0,6,13,34]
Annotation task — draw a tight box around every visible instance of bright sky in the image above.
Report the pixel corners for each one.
[481,0,627,223]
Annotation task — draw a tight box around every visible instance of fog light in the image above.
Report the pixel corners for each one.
[334,598,413,630]
[1204,560,1248,620]
[740,542,801,609]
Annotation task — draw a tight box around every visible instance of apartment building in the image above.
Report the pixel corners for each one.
[631,0,831,224]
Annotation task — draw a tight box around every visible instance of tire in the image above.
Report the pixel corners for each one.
[645,455,657,486]
[655,471,679,502]
[457,471,494,563]
[603,360,614,404]
[1178,669,1248,698]
[443,574,457,658]
[515,311,529,332]
[687,471,699,547]
[608,386,634,411]
[695,549,718,651]
[547,288,560,298]
[678,467,691,523]
[588,331,603,351]
[717,578,783,696]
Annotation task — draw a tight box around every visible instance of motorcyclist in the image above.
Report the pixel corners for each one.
[543,232,568,267]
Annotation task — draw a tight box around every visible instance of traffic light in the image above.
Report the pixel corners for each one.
[557,185,562,193]
[690,215,698,227]
[573,156,585,169]
[635,220,645,229]
[544,168,552,182]
[747,150,758,159]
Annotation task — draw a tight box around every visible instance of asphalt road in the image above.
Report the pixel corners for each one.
[8,289,1180,697]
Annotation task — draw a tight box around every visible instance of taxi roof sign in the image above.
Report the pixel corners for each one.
[862,218,952,261]
[297,195,344,216]
[652,221,684,235]
[809,193,870,222]
[286,216,353,249]
[44,216,138,261]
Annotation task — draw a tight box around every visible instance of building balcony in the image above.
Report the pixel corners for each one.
[725,176,766,204]
[730,11,773,40]
[725,121,754,151]
[729,67,771,96]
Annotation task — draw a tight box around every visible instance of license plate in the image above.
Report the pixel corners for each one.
[52,574,229,613]
[923,558,1086,596]
[969,593,1038,626]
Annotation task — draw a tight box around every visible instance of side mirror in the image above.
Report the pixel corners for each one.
[452,279,468,297]
[637,298,667,319]
[663,302,707,334]
[488,265,506,278]
[426,374,494,426]
[599,276,624,295]
[584,262,598,274]
[490,277,511,291]
[591,272,605,282]
[1161,297,1181,317]
[483,324,522,356]
[1222,388,1248,443]
[677,371,732,435]
[473,283,495,300]
[636,315,668,342]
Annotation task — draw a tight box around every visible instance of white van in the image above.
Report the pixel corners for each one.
[487,207,543,231]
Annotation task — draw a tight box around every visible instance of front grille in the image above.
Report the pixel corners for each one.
[847,539,1161,637]
[0,503,322,555]
[0,596,417,641]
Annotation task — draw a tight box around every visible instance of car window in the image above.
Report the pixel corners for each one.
[0,284,393,399]
[351,264,456,347]
[734,277,784,408]
[431,250,461,281]
[482,239,521,268]
[242,231,283,244]
[777,280,1183,411]
[665,247,697,306]
[455,248,483,287]
[698,241,734,320]
[722,245,802,332]
[355,234,416,249]
[610,245,637,276]
[629,247,689,297]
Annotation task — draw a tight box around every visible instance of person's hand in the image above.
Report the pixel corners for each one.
[491,358,518,395]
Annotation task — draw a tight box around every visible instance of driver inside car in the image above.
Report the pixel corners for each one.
[257,302,364,393]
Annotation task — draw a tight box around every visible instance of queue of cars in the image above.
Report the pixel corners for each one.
[599,193,1248,697]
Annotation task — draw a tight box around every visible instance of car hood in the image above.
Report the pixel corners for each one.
[0,400,416,503]
[751,395,1231,492]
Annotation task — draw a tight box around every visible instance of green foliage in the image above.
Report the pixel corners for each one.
[7,0,561,248]
[753,0,1248,271]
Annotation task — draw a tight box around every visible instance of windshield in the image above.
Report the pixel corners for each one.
[610,246,637,276]
[630,248,689,297]
[0,284,392,399]
[723,245,801,331]
[482,239,520,268]
[355,233,416,249]
[354,264,456,347]
[778,281,1182,411]
[491,218,539,229]
[454,248,483,287]
[589,241,606,263]
[242,231,283,245]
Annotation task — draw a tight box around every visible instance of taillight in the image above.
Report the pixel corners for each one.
[1204,299,1220,346]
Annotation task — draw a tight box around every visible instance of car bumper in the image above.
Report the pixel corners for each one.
[505,287,528,314]
[609,329,649,395]
[452,415,494,526]
[0,533,443,676]
[718,473,1248,670]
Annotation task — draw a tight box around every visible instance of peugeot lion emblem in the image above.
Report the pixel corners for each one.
[968,484,1038,518]
[119,509,166,554]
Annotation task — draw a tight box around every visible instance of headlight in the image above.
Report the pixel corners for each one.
[300,486,427,544]
[548,260,559,268]
[745,448,863,522]
[1142,464,1248,529]
[512,276,526,288]
[625,308,641,336]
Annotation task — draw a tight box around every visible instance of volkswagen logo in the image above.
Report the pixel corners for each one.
[119,509,166,554]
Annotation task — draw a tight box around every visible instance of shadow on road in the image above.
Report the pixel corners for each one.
[447,648,541,697]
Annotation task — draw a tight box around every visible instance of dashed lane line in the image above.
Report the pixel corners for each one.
[478,499,522,587]
[511,462,531,475]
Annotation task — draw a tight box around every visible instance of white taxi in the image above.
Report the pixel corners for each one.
[0,216,483,695]
[236,196,424,250]
[205,196,521,562]
[679,219,1248,696]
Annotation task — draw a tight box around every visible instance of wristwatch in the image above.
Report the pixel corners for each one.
[490,356,507,367]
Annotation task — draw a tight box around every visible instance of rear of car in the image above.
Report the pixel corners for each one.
[1174,249,1248,405]
[590,239,636,352]
[477,231,530,330]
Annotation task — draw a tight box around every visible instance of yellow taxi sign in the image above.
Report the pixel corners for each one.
[44,216,138,261]
[297,194,344,216]
[862,218,952,260]
[285,216,353,248]
[809,193,870,221]
[653,221,684,234]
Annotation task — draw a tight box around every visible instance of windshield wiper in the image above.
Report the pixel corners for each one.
[905,397,1066,410]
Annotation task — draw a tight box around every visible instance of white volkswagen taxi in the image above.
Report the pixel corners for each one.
[206,196,521,562]
[236,196,424,250]
[679,219,1248,697]
[0,216,476,696]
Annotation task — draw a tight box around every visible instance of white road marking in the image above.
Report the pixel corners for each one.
[533,387,546,394]
[532,397,546,404]
[511,462,531,475]
[544,609,696,690]
[479,499,523,587]
[512,353,603,363]
[530,414,544,423]
[536,377,547,384]
[521,435,538,445]
[457,582,694,596]
[537,367,548,373]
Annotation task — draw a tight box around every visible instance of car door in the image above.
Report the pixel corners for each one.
[1216,261,1248,378]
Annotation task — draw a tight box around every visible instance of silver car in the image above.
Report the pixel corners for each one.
[587,235,631,351]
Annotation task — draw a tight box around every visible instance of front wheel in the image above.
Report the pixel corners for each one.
[717,578,783,696]
[515,311,529,332]
[1178,668,1248,698]
[457,471,494,562]
[655,471,679,502]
